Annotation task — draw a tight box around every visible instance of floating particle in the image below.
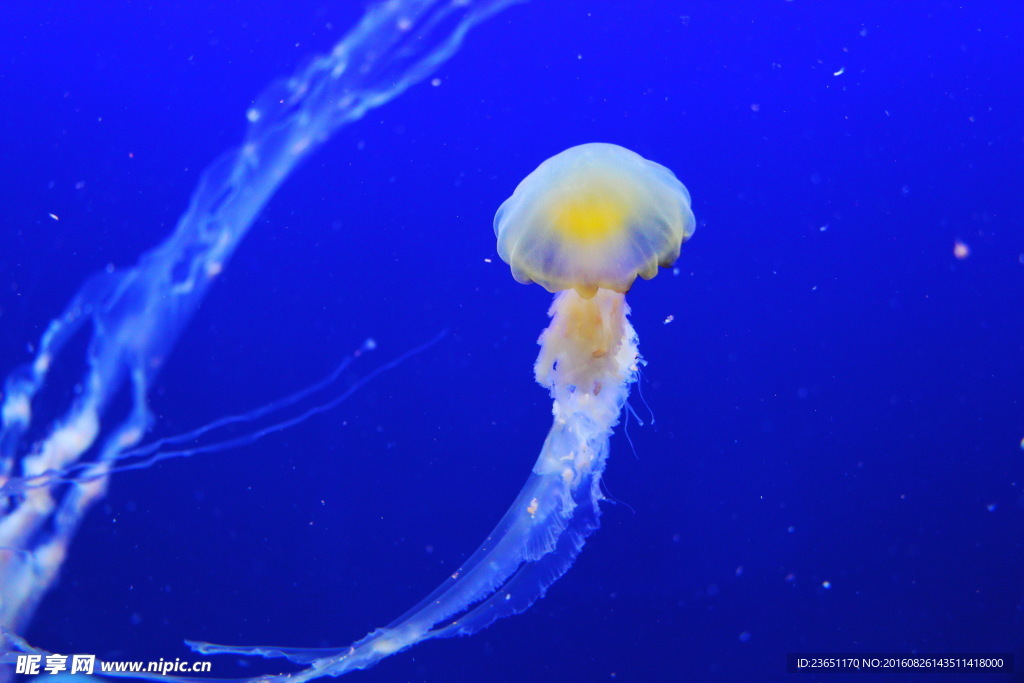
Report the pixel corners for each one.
[953,240,970,259]
[663,314,674,325]
[48,213,59,221]
[822,580,832,590]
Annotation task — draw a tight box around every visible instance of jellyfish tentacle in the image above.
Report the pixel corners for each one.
[184,291,639,680]
[0,0,520,644]
[0,332,444,499]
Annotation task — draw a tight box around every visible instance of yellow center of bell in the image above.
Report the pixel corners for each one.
[548,192,630,245]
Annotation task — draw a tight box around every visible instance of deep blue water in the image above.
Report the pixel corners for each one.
[1,1,1023,681]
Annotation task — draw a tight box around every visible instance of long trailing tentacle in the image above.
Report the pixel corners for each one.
[0,0,522,654]
[185,293,640,681]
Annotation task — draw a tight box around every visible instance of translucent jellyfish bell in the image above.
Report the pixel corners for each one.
[494,142,695,298]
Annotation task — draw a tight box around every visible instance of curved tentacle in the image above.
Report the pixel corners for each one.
[188,292,639,680]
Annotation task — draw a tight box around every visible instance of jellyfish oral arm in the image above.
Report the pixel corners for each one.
[185,288,638,679]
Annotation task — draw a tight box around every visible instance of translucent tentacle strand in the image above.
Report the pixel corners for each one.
[187,289,639,679]
[0,0,520,651]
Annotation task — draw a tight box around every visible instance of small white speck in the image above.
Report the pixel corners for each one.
[48,213,59,221]
[822,580,832,589]
[430,78,442,87]
[833,67,845,76]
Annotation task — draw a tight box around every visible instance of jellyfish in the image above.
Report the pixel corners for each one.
[181,143,695,680]
[1,1,698,679]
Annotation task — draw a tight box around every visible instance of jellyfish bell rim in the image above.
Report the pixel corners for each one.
[510,249,682,299]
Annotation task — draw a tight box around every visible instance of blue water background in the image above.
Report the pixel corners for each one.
[1,1,1022,681]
